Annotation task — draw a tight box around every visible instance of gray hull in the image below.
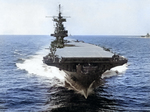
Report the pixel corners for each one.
[64,70,102,98]
[43,41,127,98]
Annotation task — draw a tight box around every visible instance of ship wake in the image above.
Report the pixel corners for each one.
[16,49,66,87]
[101,64,128,79]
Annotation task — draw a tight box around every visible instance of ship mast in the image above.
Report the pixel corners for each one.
[51,4,68,48]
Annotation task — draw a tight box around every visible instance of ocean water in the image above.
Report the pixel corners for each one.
[0,35,150,111]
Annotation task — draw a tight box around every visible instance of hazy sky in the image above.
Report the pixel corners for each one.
[0,0,150,35]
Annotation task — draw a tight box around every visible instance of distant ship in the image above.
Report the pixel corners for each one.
[43,5,128,98]
[141,33,150,38]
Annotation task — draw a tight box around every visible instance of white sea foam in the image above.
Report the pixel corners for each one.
[16,47,66,82]
[101,64,128,79]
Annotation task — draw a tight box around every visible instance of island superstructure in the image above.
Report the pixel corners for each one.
[43,5,128,98]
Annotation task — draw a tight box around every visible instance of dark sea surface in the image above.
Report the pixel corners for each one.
[0,35,150,111]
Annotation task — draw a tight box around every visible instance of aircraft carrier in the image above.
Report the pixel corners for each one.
[43,5,128,98]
